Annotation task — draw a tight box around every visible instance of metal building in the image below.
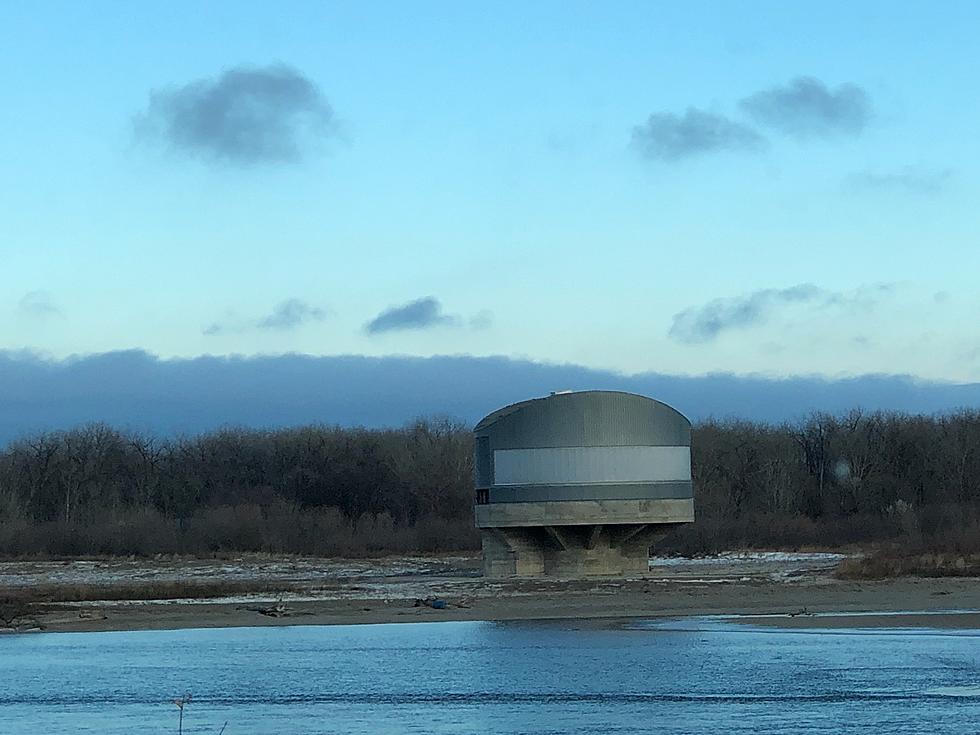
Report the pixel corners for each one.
[474,390,694,577]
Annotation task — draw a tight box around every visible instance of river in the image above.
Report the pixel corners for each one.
[2,617,978,734]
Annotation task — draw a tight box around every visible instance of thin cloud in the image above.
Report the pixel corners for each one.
[844,167,953,195]
[364,297,459,335]
[257,299,327,330]
[853,335,872,348]
[469,310,493,330]
[739,77,871,138]
[17,291,62,319]
[202,322,227,337]
[135,63,334,164]
[204,298,326,336]
[631,107,765,162]
[670,285,822,343]
[669,284,893,343]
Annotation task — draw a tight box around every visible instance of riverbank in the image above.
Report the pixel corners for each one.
[20,578,980,633]
[1,552,976,634]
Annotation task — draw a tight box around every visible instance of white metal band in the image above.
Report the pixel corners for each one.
[492,446,691,486]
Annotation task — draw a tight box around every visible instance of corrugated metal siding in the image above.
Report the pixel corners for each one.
[493,446,691,486]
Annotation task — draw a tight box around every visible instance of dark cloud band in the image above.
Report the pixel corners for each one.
[1,350,977,444]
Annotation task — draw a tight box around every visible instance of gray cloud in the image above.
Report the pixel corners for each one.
[17,291,62,319]
[136,63,334,164]
[739,77,871,138]
[845,167,953,195]
[365,297,458,335]
[205,298,326,336]
[670,284,893,343]
[631,107,765,162]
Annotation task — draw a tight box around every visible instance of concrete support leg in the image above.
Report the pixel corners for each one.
[543,525,570,550]
[481,523,685,578]
[481,528,545,577]
[542,524,641,577]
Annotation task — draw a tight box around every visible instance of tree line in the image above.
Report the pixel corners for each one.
[683,410,980,555]
[0,410,978,557]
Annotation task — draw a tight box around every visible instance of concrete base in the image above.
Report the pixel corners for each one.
[480,523,680,578]
[475,498,694,528]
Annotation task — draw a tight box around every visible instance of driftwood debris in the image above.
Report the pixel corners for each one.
[0,605,41,633]
[413,596,472,610]
[246,596,291,618]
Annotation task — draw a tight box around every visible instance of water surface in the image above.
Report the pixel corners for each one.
[2,618,978,734]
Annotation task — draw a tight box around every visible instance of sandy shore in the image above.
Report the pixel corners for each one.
[2,552,974,634]
[24,578,979,633]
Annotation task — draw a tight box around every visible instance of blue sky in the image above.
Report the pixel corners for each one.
[3,1,979,383]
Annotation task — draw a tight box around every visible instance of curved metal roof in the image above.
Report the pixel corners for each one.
[475,390,685,429]
[474,390,690,448]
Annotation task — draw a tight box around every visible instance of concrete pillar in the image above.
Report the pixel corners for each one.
[481,528,545,577]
